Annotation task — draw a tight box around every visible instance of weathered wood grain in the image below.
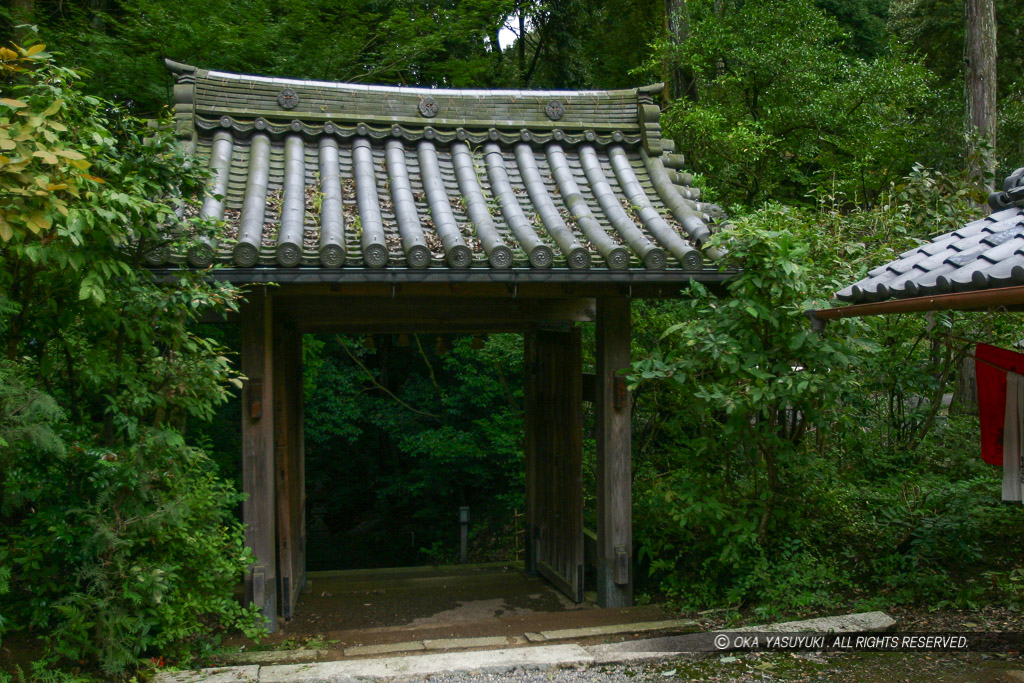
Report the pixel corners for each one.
[526,328,584,603]
[595,297,632,608]
[240,287,278,630]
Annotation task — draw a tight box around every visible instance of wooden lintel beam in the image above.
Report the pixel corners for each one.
[266,281,693,299]
[300,323,532,335]
[275,296,596,330]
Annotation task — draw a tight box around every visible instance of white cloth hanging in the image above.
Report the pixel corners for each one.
[1003,372,1024,503]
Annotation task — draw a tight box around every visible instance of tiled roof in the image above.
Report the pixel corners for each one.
[156,61,724,278]
[837,170,1024,303]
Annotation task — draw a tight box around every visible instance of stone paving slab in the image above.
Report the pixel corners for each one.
[227,651,324,665]
[343,642,426,657]
[587,611,897,664]
[257,644,593,682]
[533,619,697,642]
[158,664,260,682]
[422,636,510,650]
[721,610,896,634]
[155,611,896,682]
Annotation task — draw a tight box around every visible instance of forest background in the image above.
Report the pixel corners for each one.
[3,0,1024,680]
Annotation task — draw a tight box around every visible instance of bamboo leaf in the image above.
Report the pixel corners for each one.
[0,98,28,109]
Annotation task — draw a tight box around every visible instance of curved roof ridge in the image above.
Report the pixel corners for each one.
[204,66,654,99]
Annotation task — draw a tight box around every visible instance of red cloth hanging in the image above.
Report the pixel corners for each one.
[976,343,1024,466]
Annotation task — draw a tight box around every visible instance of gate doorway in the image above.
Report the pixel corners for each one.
[238,287,634,630]
[159,59,733,634]
[301,331,531,574]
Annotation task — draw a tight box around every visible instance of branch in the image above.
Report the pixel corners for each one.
[337,336,441,420]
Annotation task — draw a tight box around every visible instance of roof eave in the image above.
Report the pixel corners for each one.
[810,284,1024,327]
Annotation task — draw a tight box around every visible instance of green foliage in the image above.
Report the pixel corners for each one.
[655,0,941,206]
[0,36,242,438]
[28,0,520,113]
[0,43,258,680]
[302,333,525,569]
[632,168,1024,614]
[2,429,262,675]
[631,208,863,606]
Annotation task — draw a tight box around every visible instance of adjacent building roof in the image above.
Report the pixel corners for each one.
[836,171,1024,304]
[155,61,726,283]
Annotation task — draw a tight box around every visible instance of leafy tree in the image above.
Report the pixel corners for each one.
[629,165,1024,613]
[655,0,941,206]
[17,0,518,114]
[0,36,240,438]
[0,39,259,679]
[301,333,526,568]
[630,209,862,602]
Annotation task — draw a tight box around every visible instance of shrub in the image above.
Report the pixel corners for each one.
[1,428,263,676]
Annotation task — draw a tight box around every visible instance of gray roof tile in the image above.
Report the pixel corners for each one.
[159,62,721,277]
[837,197,1024,303]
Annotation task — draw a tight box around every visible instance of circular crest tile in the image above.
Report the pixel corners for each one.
[290,120,303,132]
[219,116,232,128]
[545,100,565,121]
[418,96,439,118]
[277,88,299,110]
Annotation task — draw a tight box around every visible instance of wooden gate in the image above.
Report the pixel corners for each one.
[525,327,584,603]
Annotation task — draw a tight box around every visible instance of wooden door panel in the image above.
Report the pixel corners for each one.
[527,328,584,603]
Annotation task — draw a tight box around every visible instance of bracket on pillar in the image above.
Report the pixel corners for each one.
[613,376,628,410]
[614,545,630,585]
[248,380,263,419]
[252,565,266,609]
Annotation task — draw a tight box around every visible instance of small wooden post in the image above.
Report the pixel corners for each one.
[240,286,278,630]
[595,297,632,607]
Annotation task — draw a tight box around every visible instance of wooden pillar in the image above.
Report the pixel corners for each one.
[523,332,539,576]
[273,315,304,619]
[595,297,632,607]
[296,331,307,592]
[240,287,277,630]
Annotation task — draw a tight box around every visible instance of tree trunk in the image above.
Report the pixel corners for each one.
[664,0,697,103]
[949,355,980,416]
[965,0,997,189]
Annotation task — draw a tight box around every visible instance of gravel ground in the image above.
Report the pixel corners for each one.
[390,650,1024,683]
